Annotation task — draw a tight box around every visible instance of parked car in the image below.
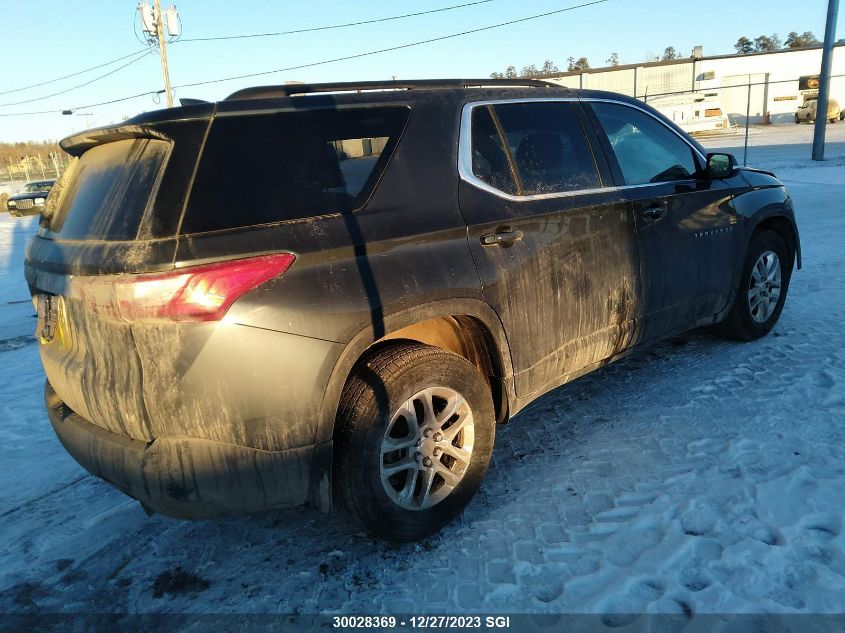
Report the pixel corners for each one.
[7,179,54,216]
[795,97,841,123]
[27,79,800,541]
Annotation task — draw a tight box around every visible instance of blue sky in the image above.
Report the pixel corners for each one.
[2,0,842,141]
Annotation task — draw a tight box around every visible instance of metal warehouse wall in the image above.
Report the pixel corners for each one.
[548,44,845,123]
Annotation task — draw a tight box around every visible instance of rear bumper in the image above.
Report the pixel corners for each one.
[45,382,331,519]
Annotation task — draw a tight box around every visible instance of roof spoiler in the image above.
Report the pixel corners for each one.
[60,125,172,156]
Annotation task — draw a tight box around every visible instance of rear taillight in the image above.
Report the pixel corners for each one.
[74,253,295,323]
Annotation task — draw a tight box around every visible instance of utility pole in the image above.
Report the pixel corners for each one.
[812,0,839,161]
[154,0,174,108]
[139,1,180,108]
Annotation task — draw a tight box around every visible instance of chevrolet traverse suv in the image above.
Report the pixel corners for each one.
[27,79,800,541]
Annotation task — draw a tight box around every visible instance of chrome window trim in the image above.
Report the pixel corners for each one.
[458,97,707,202]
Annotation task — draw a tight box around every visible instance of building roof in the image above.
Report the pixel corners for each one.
[543,42,845,80]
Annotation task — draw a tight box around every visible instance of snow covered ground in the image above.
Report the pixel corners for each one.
[0,149,844,623]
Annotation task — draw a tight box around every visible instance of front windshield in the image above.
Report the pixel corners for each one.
[24,182,52,193]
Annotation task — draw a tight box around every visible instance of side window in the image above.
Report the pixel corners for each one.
[471,107,517,195]
[468,101,600,196]
[591,102,699,185]
[182,106,409,234]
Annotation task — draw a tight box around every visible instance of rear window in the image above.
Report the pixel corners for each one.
[181,106,410,234]
[48,138,169,241]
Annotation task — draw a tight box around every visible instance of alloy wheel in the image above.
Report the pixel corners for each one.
[379,387,474,510]
[748,250,782,323]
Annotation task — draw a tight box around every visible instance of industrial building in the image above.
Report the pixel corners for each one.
[547,43,845,129]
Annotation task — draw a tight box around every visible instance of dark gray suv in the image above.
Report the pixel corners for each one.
[27,79,800,541]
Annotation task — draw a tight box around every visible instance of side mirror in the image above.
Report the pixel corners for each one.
[706,152,738,179]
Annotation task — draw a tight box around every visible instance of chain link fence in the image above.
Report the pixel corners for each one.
[639,74,845,166]
[547,70,845,166]
[3,152,69,184]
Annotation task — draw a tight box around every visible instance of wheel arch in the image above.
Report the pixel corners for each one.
[750,213,802,270]
[316,299,515,450]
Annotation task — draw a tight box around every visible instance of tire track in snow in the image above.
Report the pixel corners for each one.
[0,335,36,353]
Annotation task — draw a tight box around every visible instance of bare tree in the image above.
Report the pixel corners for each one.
[785,31,820,48]
[541,59,559,75]
[567,56,590,71]
[754,33,781,51]
[521,64,539,77]
[606,52,620,66]
[504,65,517,79]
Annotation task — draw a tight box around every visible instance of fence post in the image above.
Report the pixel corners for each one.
[50,152,61,178]
[743,75,751,166]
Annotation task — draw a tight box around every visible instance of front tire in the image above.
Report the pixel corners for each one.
[334,342,495,541]
[719,230,792,341]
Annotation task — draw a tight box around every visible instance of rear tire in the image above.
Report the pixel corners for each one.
[719,230,792,341]
[334,342,495,542]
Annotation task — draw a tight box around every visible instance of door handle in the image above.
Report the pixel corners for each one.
[481,229,524,246]
[641,204,667,220]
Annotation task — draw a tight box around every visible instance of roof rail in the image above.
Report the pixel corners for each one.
[224,78,563,101]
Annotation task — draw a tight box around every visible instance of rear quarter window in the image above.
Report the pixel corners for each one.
[181,106,410,234]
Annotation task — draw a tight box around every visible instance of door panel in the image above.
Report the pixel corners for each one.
[587,101,738,341]
[457,101,642,399]
[626,180,737,340]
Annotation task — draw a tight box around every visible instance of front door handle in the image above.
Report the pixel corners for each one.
[641,204,667,220]
[481,229,523,247]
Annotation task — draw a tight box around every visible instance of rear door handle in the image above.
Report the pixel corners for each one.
[481,229,523,246]
[641,204,667,220]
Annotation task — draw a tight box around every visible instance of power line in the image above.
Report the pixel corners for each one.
[4,0,84,32]
[0,88,165,118]
[0,49,148,97]
[1,1,490,97]
[0,52,152,108]
[0,0,609,118]
[179,0,495,42]
[176,0,610,89]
